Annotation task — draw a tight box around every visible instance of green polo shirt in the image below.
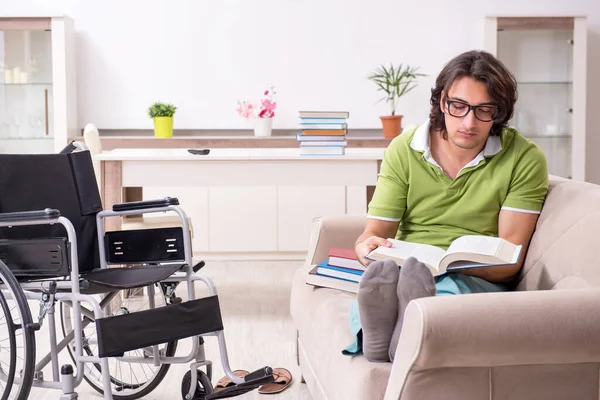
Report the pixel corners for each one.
[368,120,549,250]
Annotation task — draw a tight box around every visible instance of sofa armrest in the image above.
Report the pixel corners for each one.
[384,288,600,400]
[305,215,367,266]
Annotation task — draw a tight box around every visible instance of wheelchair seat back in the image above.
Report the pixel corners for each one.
[0,151,102,278]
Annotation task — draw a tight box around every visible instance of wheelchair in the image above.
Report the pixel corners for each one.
[0,142,274,399]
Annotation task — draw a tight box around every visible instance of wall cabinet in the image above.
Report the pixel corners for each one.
[483,16,587,180]
[0,16,77,154]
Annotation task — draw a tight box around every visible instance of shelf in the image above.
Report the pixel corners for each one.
[0,137,53,140]
[0,82,53,86]
[523,134,570,138]
[518,81,572,85]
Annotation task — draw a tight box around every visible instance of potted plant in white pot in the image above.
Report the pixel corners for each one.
[148,102,177,138]
[368,64,425,139]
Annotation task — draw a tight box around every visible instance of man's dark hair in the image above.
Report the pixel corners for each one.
[429,50,517,138]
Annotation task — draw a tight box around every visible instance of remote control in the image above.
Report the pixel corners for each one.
[188,149,210,155]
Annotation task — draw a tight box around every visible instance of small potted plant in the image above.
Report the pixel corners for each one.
[236,87,277,137]
[148,102,177,138]
[368,64,425,139]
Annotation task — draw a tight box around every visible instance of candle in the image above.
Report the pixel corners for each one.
[4,69,12,84]
[12,67,20,84]
[20,72,28,84]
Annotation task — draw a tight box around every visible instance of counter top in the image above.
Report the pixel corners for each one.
[94,147,386,161]
[71,134,392,150]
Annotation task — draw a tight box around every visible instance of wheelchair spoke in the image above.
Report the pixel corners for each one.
[131,352,150,381]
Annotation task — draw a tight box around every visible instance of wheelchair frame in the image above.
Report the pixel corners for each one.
[0,145,273,400]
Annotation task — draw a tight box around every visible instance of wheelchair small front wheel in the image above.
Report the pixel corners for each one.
[181,369,213,400]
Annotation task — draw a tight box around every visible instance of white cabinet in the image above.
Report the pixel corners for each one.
[143,186,210,253]
[208,187,278,252]
[0,16,77,154]
[483,16,587,180]
[277,186,346,251]
[142,185,357,255]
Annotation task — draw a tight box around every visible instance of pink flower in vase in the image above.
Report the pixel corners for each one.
[236,101,255,120]
[236,86,277,120]
[259,99,277,118]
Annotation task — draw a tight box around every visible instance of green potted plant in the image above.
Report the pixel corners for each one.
[368,64,425,139]
[148,102,177,138]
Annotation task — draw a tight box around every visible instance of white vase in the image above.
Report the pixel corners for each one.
[254,117,273,137]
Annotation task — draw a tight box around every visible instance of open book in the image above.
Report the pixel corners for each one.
[366,235,522,277]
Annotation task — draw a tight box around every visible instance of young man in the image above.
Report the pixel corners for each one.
[344,50,549,362]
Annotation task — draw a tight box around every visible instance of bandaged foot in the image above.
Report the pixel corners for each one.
[357,259,400,362]
[389,257,436,361]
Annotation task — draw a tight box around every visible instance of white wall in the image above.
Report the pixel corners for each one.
[2,0,600,180]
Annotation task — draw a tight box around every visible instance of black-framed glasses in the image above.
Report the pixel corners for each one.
[445,99,499,122]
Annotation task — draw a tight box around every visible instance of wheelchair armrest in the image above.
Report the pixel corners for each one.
[0,208,61,223]
[112,197,179,212]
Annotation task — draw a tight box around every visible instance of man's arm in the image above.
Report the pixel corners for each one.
[459,139,548,283]
[356,218,400,244]
[355,135,408,266]
[459,209,539,282]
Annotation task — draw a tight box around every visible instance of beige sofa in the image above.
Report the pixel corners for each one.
[290,176,600,400]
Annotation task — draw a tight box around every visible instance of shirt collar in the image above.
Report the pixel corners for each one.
[410,119,502,157]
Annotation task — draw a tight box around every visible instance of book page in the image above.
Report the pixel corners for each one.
[445,235,501,257]
[440,236,522,273]
[497,239,522,264]
[445,260,512,270]
[379,239,446,270]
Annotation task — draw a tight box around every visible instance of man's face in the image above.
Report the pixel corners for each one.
[439,76,497,151]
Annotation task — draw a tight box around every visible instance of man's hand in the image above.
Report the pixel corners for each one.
[354,218,400,266]
[355,236,392,266]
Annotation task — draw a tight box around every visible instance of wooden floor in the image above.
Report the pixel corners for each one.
[26,260,312,400]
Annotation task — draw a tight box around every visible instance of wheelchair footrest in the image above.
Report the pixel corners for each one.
[96,295,223,358]
[206,367,274,400]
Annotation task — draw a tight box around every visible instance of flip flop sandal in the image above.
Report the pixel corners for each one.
[214,369,249,393]
[258,367,293,394]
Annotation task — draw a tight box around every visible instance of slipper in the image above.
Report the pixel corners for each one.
[214,369,249,393]
[258,367,293,394]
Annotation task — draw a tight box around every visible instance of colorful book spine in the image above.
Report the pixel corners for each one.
[297,111,349,156]
[315,260,363,283]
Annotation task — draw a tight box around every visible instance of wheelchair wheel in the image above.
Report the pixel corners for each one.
[181,369,213,400]
[60,285,178,400]
[0,289,17,400]
[0,260,36,400]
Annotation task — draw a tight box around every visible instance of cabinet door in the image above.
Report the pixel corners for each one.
[277,186,346,252]
[143,186,209,252]
[209,187,278,252]
[483,16,587,180]
[0,19,55,154]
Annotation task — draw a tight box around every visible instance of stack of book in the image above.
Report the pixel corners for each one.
[297,111,349,156]
[305,248,365,294]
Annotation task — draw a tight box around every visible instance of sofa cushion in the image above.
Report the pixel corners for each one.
[291,264,392,400]
[518,178,600,291]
